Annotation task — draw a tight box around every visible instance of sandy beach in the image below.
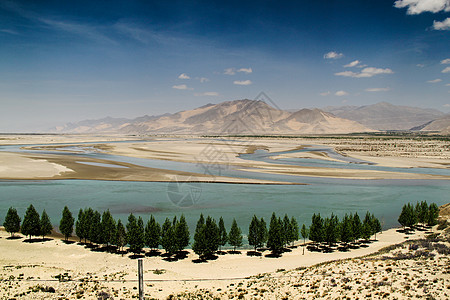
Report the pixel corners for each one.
[0,207,448,299]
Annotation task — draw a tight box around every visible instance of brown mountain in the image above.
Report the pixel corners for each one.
[411,115,450,134]
[323,102,444,130]
[53,99,374,135]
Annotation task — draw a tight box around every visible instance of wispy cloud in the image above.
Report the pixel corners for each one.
[427,79,442,83]
[335,67,394,78]
[319,91,331,96]
[335,90,348,96]
[446,83,450,86]
[365,87,391,92]
[172,84,192,90]
[416,64,425,67]
[433,17,450,30]
[442,58,450,64]
[233,80,252,86]
[394,0,450,15]
[199,77,209,83]
[324,51,344,59]
[178,73,190,79]
[224,68,236,75]
[237,67,252,73]
[344,60,360,68]
[0,29,19,35]
[194,92,219,96]
[442,67,450,73]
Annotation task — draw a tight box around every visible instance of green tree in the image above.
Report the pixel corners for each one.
[324,213,339,246]
[248,215,260,251]
[416,201,428,226]
[398,204,408,229]
[174,214,190,252]
[89,210,102,244]
[282,214,291,247]
[40,210,52,239]
[309,213,324,244]
[145,215,161,250]
[114,219,127,253]
[59,206,74,241]
[75,209,86,242]
[427,203,439,226]
[258,217,268,248]
[372,217,382,240]
[21,204,40,239]
[340,214,353,244]
[83,208,94,243]
[192,214,206,257]
[218,216,228,250]
[267,213,284,253]
[228,218,243,251]
[290,217,299,247]
[362,211,373,241]
[300,224,309,255]
[161,217,176,255]
[203,216,220,256]
[352,212,362,242]
[101,210,116,247]
[3,207,21,237]
[126,214,144,254]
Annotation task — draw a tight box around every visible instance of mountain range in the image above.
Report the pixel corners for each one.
[53,100,448,135]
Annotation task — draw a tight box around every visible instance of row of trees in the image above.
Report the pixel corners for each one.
[3,203,440,258]
[398,201,439,229]
[3,205,69,240]
[308,212,382,246]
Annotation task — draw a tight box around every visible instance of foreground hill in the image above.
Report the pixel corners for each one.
[53,99,374,135]
[323,102,444,131]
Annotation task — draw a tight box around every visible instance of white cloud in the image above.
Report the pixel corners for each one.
[394,0,450,15]
[416,64,425,67]
[324,51,344,59]
[344,60,360,68]
[224,68,236,75]
[433,17,450,30]
[238,68,252,74]
[335,67,394,78]
[442,58,450,64]
[365,87,391,92]
[427,79,442,83]
[444,103,450,107]
[172,84,192,90]
[199,77,209,83]
[442,67,450,73]
[319,91,331,96]
[446,83,450,86]
[194,92,219,96]
[335,90,348,96]
[178,73,190,79]
[233,80,252,86]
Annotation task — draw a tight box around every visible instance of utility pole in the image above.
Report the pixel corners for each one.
[138,258,144,300]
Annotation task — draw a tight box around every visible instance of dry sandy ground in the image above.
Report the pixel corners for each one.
[1,135,448,182]
[1,221,449,299]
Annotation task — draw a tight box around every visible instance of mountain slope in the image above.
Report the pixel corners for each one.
[323,102,444,130]
[411,115,450,134]
[53,99,375,135]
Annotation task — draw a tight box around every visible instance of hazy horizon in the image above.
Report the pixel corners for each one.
[1,0,449,132]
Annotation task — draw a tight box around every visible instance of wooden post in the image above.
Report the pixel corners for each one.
[138,258,144,300]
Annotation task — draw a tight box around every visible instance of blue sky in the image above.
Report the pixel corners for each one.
[0,0,449,131]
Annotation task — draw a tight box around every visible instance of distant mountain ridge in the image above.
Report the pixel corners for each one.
[52,99,374,135]
[411,115,450,134]
[322,102,444,131]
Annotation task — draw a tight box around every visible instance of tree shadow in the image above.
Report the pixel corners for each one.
[227,250,241,255]
[6,236,23,240]
[265,251,282,258]
[174,250,189,260]
[23,238,45,243]
[337,245,350,252]
[129,254,145,259]
[247,251,262,257]
[145,250,161,257]
[282,248,292,253]
[216,250,227,255]
[114,249,128,256]
[192,253,218,263]
[62,240,75,245]
[287,245,298,249]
